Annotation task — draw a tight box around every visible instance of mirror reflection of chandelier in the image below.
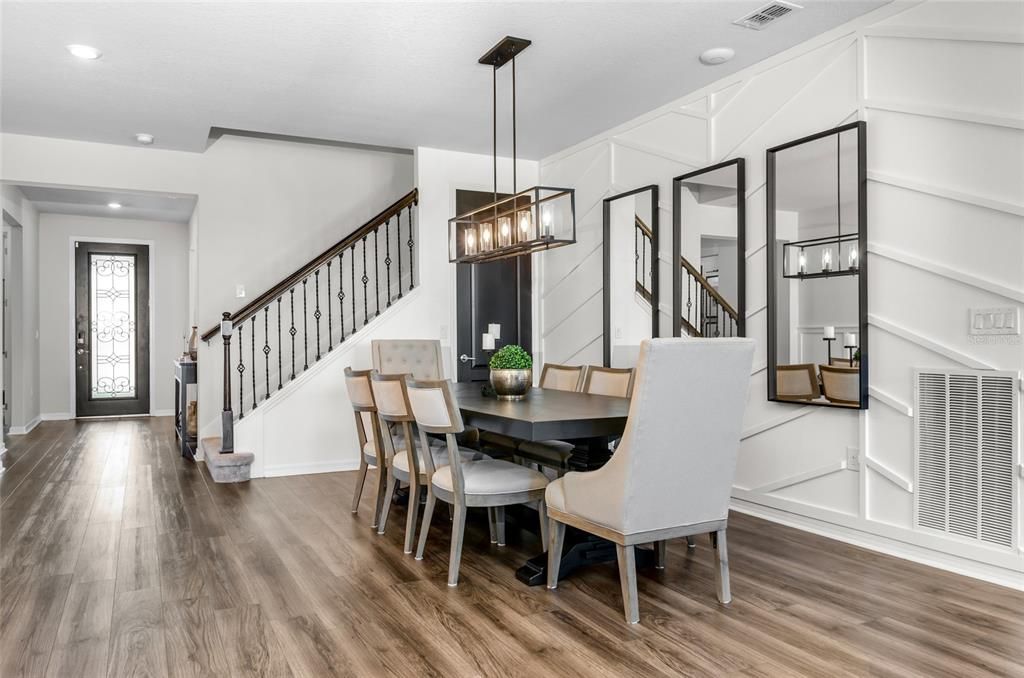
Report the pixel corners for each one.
[448,36,576,264]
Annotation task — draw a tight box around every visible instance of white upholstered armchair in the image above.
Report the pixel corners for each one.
[545,337,754,623]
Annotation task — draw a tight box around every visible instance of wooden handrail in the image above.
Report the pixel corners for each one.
[680,314,702,338]
[679,254,739,322]
[634,215,653,240]
[201,188,418,341]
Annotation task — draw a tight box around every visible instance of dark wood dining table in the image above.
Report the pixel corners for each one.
[451,382,636,585]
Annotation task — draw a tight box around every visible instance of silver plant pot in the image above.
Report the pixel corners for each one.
[489,368,532,401]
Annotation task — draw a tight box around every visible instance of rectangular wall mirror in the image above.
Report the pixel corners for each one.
[603,185,659,367]
[673,159,746,338]
[767,121,867,409]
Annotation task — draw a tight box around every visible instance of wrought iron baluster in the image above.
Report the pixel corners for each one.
[361,236,369,326]
[314,270,322,361]
[276,297,283,390]
[635,229,639,285]
[351,244,356,329]
[641,236,646,294]
[374,229,381,317]
[263,307,271,399]
[289,289,296,379]
[685,268,692,333]
[326,262,333,351]
[384,218,392,307]
[250,316,257,408]
[337,252,346,340]
[396,210,403,300]
[302,279,309,370]
[237,322,245,418]
[407,205,415,292]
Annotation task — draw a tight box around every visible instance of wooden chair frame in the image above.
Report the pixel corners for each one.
[819,364,860,406]
[344,367,388,528]
[539,363,586,392]
[775,363,821,401]
[582,365,636,399]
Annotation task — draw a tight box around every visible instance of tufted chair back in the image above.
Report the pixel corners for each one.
[372,339,445,381]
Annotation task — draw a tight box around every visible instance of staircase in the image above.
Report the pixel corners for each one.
[198,189,418,480]
[633,216,740,338]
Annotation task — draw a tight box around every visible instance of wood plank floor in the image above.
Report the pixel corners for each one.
[2,417,1022,677]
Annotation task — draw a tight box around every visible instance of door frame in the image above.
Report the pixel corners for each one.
[67,236,157,416]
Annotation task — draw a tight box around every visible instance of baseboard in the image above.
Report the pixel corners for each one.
[41,412,73,421]
[150,409,174,417]
[261,459,361,478]
[8,416,42,435]
[730,498,1024,592]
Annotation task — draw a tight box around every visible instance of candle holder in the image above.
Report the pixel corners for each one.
[847,346,855,365]
[822,336,835,364]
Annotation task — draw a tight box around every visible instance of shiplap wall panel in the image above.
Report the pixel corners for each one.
[615,114,708,164]
[540,0,1023,581]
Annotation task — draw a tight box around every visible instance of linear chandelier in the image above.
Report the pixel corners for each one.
[448,36,576,264]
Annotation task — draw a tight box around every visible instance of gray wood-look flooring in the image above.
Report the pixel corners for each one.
[1,417,1022,677]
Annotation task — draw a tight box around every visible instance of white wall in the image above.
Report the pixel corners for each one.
[1,185,41,433]
[539,0,1024,587]
[36,214,189,416]
[233,147,539,475]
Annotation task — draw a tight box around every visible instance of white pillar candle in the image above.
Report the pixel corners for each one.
[481,333,495,351]
[823,326,835,339]
[488,323,501,340]
[843,332,857,348]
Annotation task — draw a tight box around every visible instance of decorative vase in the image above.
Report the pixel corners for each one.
[187,326,198,361]
[489,368,532,401]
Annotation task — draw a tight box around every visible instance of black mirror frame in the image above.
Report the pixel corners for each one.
[602,184,659,367]
[766,120,868,409]
[671,158,747,338]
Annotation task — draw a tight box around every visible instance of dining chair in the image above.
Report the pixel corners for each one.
[343,367,388,528]
[775,363,820,401]
[545,338,755,623]
[819,364,860,406]
[369,373,482,554]
[539,363,586,391]
[828,357,860,368]
[406,378,550,586]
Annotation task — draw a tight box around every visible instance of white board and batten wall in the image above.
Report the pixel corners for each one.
[538,0,1024,587]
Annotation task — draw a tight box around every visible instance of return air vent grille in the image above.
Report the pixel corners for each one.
[733,1,802,30]
[914,369,1018,550]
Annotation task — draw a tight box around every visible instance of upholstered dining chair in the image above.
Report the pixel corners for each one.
[343,367,388,528]
[775,363,820,401]
[819,364,860,406]
[539,363,587,392]
[406,379,550,586]
[369,373,482,554]
[545,338,755,623]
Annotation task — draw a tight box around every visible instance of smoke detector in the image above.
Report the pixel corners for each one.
[734,1,802,30]
[700,48,735,66]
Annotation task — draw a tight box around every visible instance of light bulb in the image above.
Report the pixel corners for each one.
[798,250,806,274]
[822,248,833,272]
[848,245,859,270]
[541,207,552,235]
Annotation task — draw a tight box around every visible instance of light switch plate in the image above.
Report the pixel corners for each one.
[846,446,860,471]
[235,284,246,299]
[969,307,1019,335]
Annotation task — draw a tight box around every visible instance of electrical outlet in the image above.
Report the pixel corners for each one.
[969,307,1019,336]
[846,446,860,471]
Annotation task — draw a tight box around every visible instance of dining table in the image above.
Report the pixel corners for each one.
[450,382,649,586]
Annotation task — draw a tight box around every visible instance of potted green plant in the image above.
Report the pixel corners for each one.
[488,344,533,400]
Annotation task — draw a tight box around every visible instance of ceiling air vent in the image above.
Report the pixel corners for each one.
[734,1,802,30]
[914,369,1018,550]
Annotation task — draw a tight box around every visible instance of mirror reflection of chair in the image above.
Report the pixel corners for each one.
[539,363,586,391]
[775,364,820,402]
[819,365,859,406]
[581,366,635,399]
[828,357,859,368]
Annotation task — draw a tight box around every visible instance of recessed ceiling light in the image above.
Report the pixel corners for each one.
[67,44,103,60]
[107,202,122,209]
[135,133,155,145]
[699,47,735,66]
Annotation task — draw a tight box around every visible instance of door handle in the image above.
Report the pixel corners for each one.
[459,354,478,364]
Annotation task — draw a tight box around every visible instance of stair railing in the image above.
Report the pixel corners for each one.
[634,216,654,303]
[202,189,418,436]
[680,255,739,338]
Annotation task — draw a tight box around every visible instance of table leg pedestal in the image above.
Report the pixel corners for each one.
[516,527,656,586]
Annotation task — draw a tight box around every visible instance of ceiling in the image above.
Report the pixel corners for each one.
[1,1,888,159]
[15,185,197,223]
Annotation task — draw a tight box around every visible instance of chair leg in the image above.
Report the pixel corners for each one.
[686,536,696,549]
[537,500,548,549]
[494,506,506,546]
[546,519,566,589]
[654,540,667,569]
[351,459,369,514]
[376,471,398,536]
[448,503,468,587]
[487,507,498,544]
[415,489,436,560]
[710,529,731,605]
[616,544,640,624]
[404,477,422,554]
[371,467,388,530]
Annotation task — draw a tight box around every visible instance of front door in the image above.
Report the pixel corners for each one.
[75,241,150,416]
[455,190,532,382]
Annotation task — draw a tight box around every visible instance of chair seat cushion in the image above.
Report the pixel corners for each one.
[518,439,575,467]
[432,459,549,496]
[392,442,481,475]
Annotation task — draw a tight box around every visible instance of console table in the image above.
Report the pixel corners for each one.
[173,359,198,459]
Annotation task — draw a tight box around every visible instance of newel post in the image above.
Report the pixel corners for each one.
[220,312,235,454]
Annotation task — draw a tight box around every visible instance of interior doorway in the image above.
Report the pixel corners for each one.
[1,223,11,435]
[74,241,151,416]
